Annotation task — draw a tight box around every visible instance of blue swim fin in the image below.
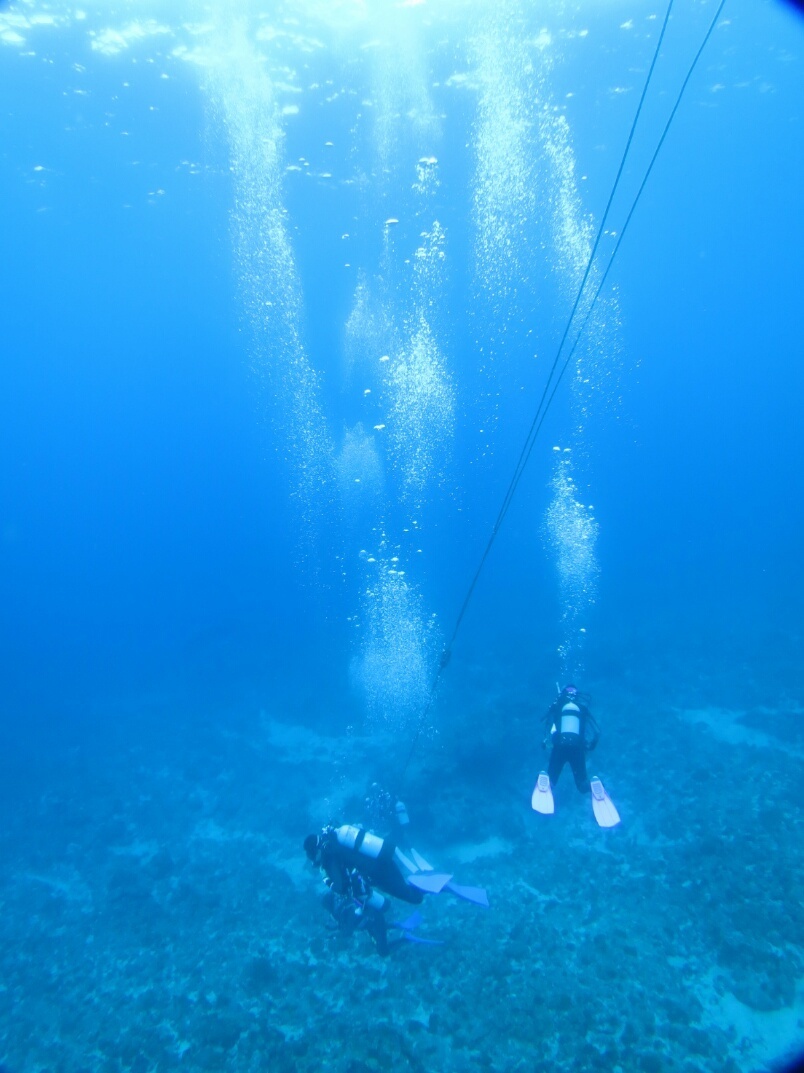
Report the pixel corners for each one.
[390,910,444,946]
[402,933,445,946]
[392,910,423,932]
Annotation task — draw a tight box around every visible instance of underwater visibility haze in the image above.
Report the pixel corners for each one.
[1,0,803,1070]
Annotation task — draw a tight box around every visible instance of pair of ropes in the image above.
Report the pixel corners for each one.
[401,0,728,778]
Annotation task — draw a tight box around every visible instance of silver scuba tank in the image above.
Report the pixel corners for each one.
[335,824,384,859]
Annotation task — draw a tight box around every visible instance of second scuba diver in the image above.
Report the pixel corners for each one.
[531,684,620,827]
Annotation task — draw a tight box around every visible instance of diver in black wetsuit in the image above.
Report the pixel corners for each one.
[304,825,423,904]
[304,821,489,953]
[304,824,421,957]
[541,684,600,793]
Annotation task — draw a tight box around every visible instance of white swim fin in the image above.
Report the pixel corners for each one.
[531,771,555,815]
[590,777,620,828]
[394,848,417,874]
[410,847,434,873]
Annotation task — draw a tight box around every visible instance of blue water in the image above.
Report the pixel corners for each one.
[1,2,803,1071]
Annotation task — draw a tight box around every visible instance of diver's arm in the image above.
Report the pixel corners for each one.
[322,852,350,895]
[541,706,556,748]
[585,710,600,751]
[542,701,560,726]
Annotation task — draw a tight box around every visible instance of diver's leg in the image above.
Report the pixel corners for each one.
[569,746,591,793]
[367,911,390,957]
[378,861,424,904]
[332,893,360,934]
[547,743,566,785]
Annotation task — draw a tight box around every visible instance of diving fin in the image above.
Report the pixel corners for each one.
[400,932,444,946]
[590,777,620,828]
[390,910,444,945]
[406,850,487,906]
[393,910,423,932]
[410,848,434,873]
[531,771,555,815]
[445,881,489,907]
[394,848,417,874]
[407,872,453,894]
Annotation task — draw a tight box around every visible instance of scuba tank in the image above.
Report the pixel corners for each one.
[335,824,386,860]
[348,869,387,914]
[355,889,387,914]
[559,700,581,736]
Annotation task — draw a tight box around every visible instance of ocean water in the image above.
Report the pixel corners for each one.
[1,1,803,1071]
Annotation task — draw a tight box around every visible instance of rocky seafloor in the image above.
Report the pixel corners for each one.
[1,635,802,1073]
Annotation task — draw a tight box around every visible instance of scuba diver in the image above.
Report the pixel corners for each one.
[304,824,424,905]
[531,684,620,827]
[320,864,404,957]
[304,818,489,955]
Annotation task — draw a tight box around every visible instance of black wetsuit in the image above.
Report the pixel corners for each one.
[318,826,423,905]
[543,693,600,793]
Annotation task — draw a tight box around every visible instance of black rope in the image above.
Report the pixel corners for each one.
[492,0,676,537]
[514,0,729,489]
[440,0,677,660]
[399,0,726,781]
